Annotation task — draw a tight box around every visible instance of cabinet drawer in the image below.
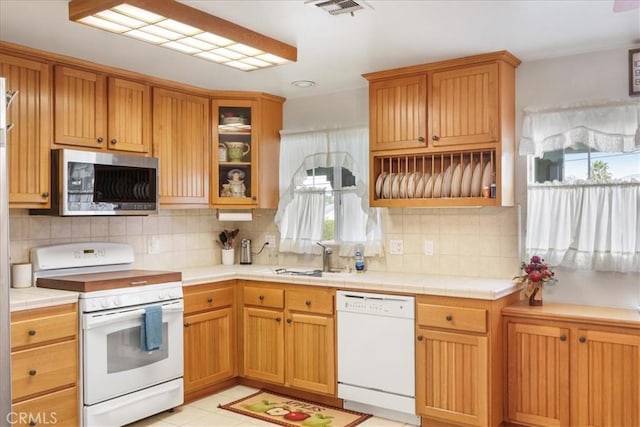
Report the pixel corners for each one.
[243,286,284,309]
[286,289,333,315]
[184,285,234,314]
[12,340,77,401]
[417,303,487,333]
[11,386,78,426]
[11,305,77,349]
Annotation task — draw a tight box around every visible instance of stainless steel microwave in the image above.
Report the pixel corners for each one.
[31,149,159,216]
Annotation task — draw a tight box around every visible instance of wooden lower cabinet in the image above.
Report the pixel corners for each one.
[10,304,78,426]
[416,293,518,427]
[416,330,488,426]
[183,282,236,400]
[503,303,640,427]
[241,281,336,395]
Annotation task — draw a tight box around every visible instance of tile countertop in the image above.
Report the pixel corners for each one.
[10,287,79,312]
[182,264,522,300]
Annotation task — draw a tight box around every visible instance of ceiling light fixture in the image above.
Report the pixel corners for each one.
[291,80,316,88]
[68,0,297,71]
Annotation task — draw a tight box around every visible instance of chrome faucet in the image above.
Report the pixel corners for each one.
[316,242,333,272]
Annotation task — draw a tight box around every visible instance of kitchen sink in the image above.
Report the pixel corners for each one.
[273,268,348,277]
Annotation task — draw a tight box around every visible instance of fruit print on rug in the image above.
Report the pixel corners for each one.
[219,390,371,427]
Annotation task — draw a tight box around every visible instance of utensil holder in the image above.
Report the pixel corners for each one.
[221,248,235,265]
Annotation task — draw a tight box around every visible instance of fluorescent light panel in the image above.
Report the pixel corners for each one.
[71,1,296,71]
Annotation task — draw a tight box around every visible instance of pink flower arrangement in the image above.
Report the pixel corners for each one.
[514,255,557,299]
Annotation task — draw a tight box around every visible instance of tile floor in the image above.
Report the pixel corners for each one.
[127,385,416,427]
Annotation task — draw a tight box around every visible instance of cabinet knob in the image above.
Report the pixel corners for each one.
[445,315,452,321]
[183,322,190,327]
[110,138,117,145]
[207,297,213,303]
[305,300,312,307]
[286,318,292,324]
[275,317,281,322]
[29,421,36,426]
[579,336,587,343]
[417,335,424,341]
[418,136,425,142]
[252,196,257,201]
[29,369,37,376]
[97,137,104,143]
[41,192,49,198]
[259,295,265,301]
[432,135,440,141]
[560,335,567,341]
[28,329,36,336]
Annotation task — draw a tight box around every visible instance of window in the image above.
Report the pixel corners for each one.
[521,101,640,273]
[275,127,383,257]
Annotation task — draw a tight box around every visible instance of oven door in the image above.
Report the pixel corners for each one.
[82,299,183,405]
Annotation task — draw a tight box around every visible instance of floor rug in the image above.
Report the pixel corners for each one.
[219,390,372,427]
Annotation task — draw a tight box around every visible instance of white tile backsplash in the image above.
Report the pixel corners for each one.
[8,206,521,279]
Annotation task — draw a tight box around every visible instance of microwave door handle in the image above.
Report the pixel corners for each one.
[84,303,183,329]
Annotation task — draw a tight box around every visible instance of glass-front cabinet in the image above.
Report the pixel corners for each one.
[212,99,259,206]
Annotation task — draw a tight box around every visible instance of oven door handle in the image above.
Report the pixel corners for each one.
[84,303,183,330]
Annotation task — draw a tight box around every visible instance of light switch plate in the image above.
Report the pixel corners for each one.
[265,234,276,247]
[424,240,434,256]
[147,236,160,254]
[389,239,404,255]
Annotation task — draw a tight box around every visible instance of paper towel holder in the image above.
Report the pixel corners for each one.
[217,209,253,222]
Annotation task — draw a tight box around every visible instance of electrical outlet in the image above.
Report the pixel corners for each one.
[424,240,434,256]
[265,234,276,247]
[389,239,404,255]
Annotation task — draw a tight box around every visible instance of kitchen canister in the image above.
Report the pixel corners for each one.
[11,263,32,288]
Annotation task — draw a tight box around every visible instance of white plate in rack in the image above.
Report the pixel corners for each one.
[407,172,421,198]
[482,161,492,190]
[392,173,403,198]
[433,173,443,198]
[442,165,453,197]
[424,174,435,198]
[450,163,463,197]
[375,172,387,198]
[383,173,395,199]
[471,162,483,197]
[399,173,409,198]
[415,173,428,198]
[461,162,473,197]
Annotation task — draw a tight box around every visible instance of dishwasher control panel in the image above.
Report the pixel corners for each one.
[336,291,414,318]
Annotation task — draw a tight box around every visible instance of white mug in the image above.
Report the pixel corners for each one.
[11,263,32,288]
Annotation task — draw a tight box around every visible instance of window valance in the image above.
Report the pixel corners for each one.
[519,100,640,158]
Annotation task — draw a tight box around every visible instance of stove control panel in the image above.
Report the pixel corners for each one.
[32,242,134,272]
[80,282,183,312]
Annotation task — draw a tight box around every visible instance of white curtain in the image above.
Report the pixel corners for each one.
[277,189,326,253]
[519,100,640,158]
[526,182,640,273]
[275,127,384,256]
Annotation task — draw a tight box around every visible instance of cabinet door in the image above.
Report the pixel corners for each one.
[243,307,284,384]
[11,386,78,426]
[107,77,151,154]
[212,99,259,207]
[369,75,427,151]
[416,329,488,426]
[183,307,236,395]
[430,63,498,147]
[0,54,51,207]
[575,329,640,427]
[285,312,335,395]
[54,65,107,148]
[507,322,570,427]
[153,88,210,206]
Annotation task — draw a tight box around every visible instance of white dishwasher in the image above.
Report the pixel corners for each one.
[336,291,418,425]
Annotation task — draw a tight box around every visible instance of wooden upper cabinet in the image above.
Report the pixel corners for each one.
[54,66,151,154]
[0,53,52,207]
[54,65,106,149]
[107,77,151,154]
[153,87,210,207]
[430,63,499,147]
[369,75,427,151]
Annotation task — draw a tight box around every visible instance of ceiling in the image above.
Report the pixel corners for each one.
[0,1,638,100]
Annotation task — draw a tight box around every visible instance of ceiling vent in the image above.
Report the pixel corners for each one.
[305,0,373,16]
